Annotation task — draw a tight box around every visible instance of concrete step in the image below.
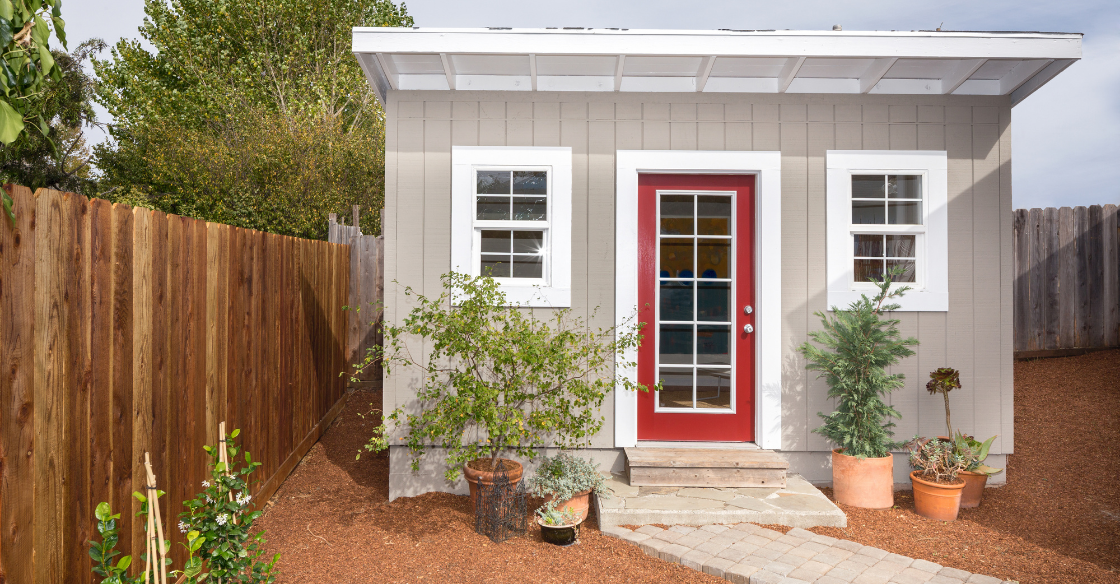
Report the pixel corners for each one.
[625,447,788,488]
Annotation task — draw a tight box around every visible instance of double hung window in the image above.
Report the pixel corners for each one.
[826,151,948,312]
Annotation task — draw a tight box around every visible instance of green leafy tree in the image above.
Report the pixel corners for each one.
[93,0,413,238]
[0,39,101,195]
[799,269,919,459]
[356,272,654,482]
[0,0,69,220]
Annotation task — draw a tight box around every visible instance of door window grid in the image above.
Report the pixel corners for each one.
[474,168,549,281]
[656,192,734,412]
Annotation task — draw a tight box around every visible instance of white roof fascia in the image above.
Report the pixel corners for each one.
[352,28,1083,60]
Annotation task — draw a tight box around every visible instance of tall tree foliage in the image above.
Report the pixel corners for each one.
[93,0,413,239]
[799,270,919,459]
[0,39,101,196]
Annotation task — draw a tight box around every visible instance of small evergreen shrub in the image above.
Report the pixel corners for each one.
[799,269,918,459]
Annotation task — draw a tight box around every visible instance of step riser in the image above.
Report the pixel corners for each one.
[628,466,787,488]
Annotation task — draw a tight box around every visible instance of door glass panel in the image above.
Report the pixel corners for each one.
[697,239,731,279]
[659,282,693,322]
[697,281,730,322]
[659,324,693,365]
[660,239,694,278]
[696,368,732,409]
[660,195,694,235]
[697,325,731,365]
[658,368,694,408]
[697,195,731,235]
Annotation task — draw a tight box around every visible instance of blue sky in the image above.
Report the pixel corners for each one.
[69,0,1119,209]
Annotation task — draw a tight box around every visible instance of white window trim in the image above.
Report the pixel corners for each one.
[451,146,572,307]
[615,150,782,450]
[826,150,949,312]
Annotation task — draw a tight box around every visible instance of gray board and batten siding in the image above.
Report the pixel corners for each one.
[381,90,1013,498]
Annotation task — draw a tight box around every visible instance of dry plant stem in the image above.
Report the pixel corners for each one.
[943,393,952,437]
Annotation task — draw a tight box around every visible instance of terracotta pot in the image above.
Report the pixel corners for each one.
[543,489,593,523]
[832,449,894,509]
[911,471,966,521]
[463,458,524,507]
[538,517,581,546]
[958,470,988,508]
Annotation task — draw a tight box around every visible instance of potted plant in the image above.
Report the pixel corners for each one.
[950,432,1003,508]
[526,452,610,524]
[354,272,650,509]
[908,437,967,521]
[800,268,918,509]
[926,368,1003,508]
[537,506,582,546]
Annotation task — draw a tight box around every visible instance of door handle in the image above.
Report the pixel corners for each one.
[743,324,754,334]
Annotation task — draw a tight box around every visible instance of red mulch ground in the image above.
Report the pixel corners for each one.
[256,350,1120,583]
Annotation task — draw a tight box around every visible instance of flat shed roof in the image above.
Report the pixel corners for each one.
[352,28,1081,107]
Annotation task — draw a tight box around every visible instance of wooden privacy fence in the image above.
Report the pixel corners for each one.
[0,185,352,584]
[1013,204,1119,355]
[329,209,384,385]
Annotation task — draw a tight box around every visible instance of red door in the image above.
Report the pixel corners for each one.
[636,174,755,442]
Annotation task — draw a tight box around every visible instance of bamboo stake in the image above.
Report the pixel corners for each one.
[145,453,169,584]
[144,460,156,584]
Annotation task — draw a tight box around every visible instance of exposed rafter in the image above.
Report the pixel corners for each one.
[529,53,538,90]
[778,57,806,93]
[1000,59,1053,95]
[940,58,985,94]
[439,52,456,90]
[375,52,399,90]
[696,56,716,92]
[859,57,897,93]
[614,55,626,92]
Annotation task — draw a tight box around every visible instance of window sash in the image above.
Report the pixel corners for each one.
[472,166,552,284]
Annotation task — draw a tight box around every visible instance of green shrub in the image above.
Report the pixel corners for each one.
[526,452,610,512]
[799,269,918,459]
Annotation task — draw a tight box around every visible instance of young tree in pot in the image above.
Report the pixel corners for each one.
[355,272,650,506]
[800,268,918,509]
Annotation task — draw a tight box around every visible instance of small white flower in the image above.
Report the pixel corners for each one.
[235,492,251,506]
[216,513,228,526]
[204,495,213,504]
[202,480,211,488]
[178,521,189,534]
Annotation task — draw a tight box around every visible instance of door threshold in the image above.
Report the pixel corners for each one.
[635,441,761,450]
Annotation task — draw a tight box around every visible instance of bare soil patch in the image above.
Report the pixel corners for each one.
[257,350,1120,583]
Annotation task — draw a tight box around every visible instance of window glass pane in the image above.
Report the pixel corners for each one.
[854,259,884,283]
[697,195,732,235]
[480,254,510,278]
[658,368,693,408]
[477,170,511,194]
[512,231,543,253]
[477,196,510,220]
[481,230,511,253]
[659,282,693,322]
[888,201,922,225]
[512,255,543,278]
[852,175,885,198]
[697,325,731,365]
[697,239,730,279]
[888,175,921,199]
[512,171,547,194]
[660,239,694,279]
[660,195,694,235]
[887,259,916,282]
[659,324,693,365]
[696,368,732,409]
[511,196,547,221]
[886,235,916,258]
[852,200,886,224]
[697,281,730,322]
[854,234,884,258]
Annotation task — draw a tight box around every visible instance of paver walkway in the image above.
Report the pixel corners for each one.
[602,523,1013,584]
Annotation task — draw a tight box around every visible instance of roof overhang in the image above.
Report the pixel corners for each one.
[352,27,1081,108]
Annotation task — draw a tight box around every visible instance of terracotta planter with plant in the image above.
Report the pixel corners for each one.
[800,268,918,509]
[464,458,525,506]
[926,368,1004,509]
[908,437,967,521]
[352,273,652,518]
[526,452,610,523]
[537,507,582,546]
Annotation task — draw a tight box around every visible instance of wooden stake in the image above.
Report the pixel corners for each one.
[145,453,168,584]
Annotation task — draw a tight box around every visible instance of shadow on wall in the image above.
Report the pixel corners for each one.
[781,337,808,452]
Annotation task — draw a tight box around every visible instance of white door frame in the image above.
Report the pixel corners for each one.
[614,150,782,450]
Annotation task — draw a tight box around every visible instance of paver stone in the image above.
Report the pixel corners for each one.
[937,567,971,580]
[869,560,906,576]
[755,528,783,540]
[733,522,762,534]
[682,549,714,571]
[964,576,1002,584]
[764,541,794,554]
[884,553,913,568]
[701,524,732,534]
[703,556,737,578]
[811,552,843,567]
[744,534,775,547]
[669,525,697,535]
[600,526,630,539]
[711,533,744,547]
[857,546,890,561]
[787,527,816,539]
[816,577,851,584]
[833,540,864,552]
[635,525,664,536]
[851,571,891,584]
[674,534,708,548]
[910,559,943,573]
[927,576,965,584]
[812,534,839,546]
[761,561,796,576]
[748,570,783,584]
[828,565,864,580]
[895,567,937,583]
[849,553,880,566]
[659,543,690,563]
[621,532,650,544]
[776,553,809,567]
[717,547,750,563]
[725,563,760,584]
[696,539,733,556]
[651,530,683,543]
[768,493,840,512]
[836,559,871,573]
[730,541,760,555]
[638,537,671,557]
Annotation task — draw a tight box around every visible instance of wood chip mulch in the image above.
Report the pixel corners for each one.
[256,350,1120,583]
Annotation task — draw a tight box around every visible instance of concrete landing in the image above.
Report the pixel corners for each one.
[596,472,846,529]
[602,523,1013,584]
